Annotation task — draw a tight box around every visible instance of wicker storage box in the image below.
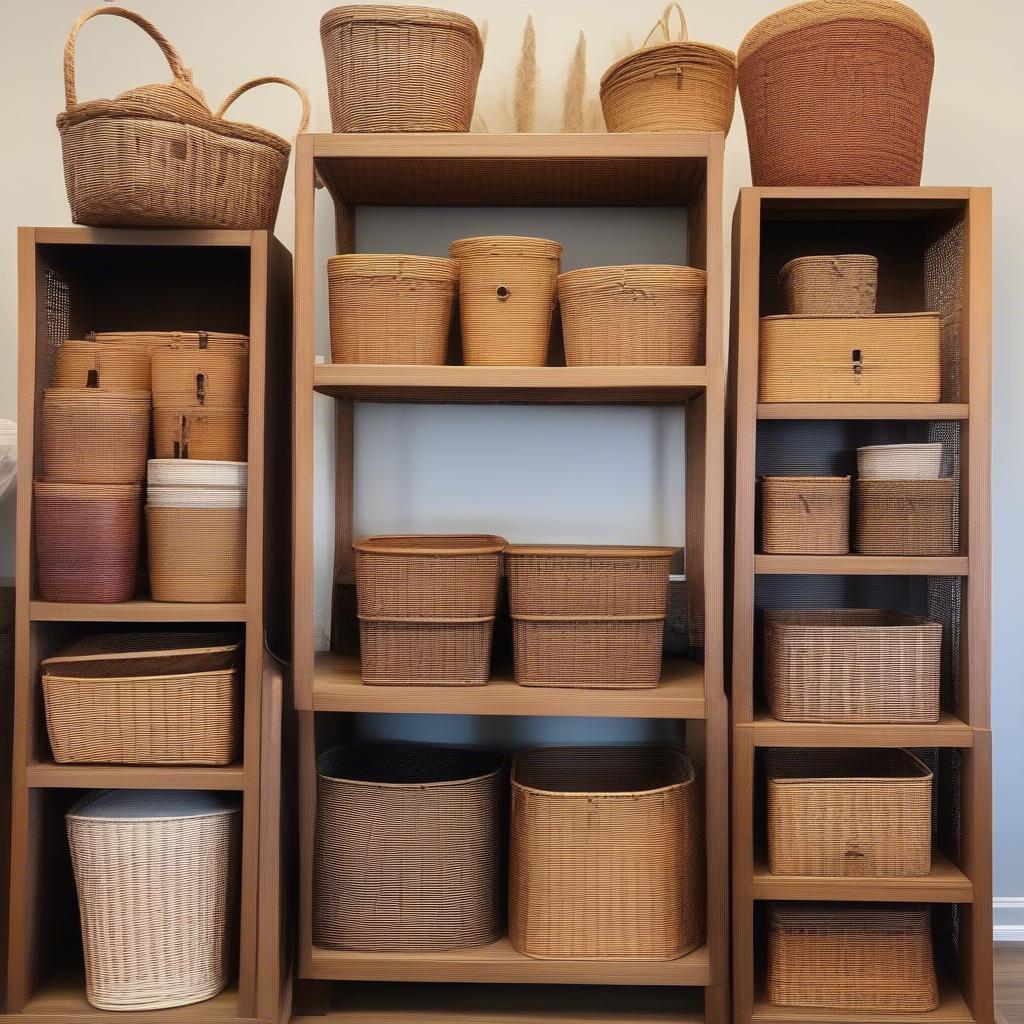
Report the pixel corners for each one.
[765,903,939,1012]
[153,406,247,461]
[509,746,702,960]
[328,255,458,365]
[764,610,942,723]
[761,477,850,555]
[88,330,250,355]
[855,479,956,556]
[34,482,140,603]
[67,790,239,1011]
[779,255,878,316]
[737,0,934,186]
[759,313,942,403]
[151,346,248,408]
[146,507,246,603]
[42,632,242,765]
[53,341,151,393]
[449,237,562,366]
[766,748,933,877]
[857,442,943,480]
[314,742,504,951]
[358,617,494,686]
[557,265,706,366]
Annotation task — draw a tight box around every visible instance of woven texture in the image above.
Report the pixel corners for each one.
[42,631,241,677]
[766,748,933,877]
[449,237,562,366]
[34,483,141,603]
[146,506,245,603]
[328,255,458,365]
[147,459,247,490]
[321,5,483,131]
[53,341,151,393]
[358,617,495,686]
[854,479,956,555]
[758,313,942,402]
[764,610,942,723]
[151,346,248,407]
[67,792,239,1011]
[765,903,939,1011]
[147,485,246,510]
[761,477,850,554]
[557,265,706,366]
[314,742,504,951]
[152,406,247,461]
[509,747,702,960]
[857,442,943,480]
[738,0,934,185]
[89,330,249,354]
[779,255,878,315]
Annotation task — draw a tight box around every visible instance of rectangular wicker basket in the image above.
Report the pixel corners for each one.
[760,477,850,554]
[766,748,933,877]
[764,610,942,723]
[358,617,494,687]
[854,479,956,555]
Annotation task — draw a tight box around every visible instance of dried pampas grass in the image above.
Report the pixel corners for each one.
[562,31,586,132]
[513,16,537,132]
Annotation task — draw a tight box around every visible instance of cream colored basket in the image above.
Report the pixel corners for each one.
[147,486,247,510]
[147,459,248,490]
[856,443,943,480]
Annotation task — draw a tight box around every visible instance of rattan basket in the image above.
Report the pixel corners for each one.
[857,442,943,480]
[146,506,245,603]
[509,746,702,960]
[600,4,736,134]
[854,479,956,555]
[88,331,250,354]
[359,616,495,686]
[449,237,562,366]
[34,482,140,603]
[327,255,458,365]
[765,903,939,1011]
[764,609,942,723]
[152,406,247,461]
[152,346,248,408]
[58,8,309,228]
[41,388,150,483]
[52,341,151,393]
[67,790,239,1011]
[761,477,850,555]
[314,742,504,951]
[779,255,878,315]
[557,265,706,366]
[766,748,933,877]
[737,0,934,186]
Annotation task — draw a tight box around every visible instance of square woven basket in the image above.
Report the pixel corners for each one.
[854,479,956,555]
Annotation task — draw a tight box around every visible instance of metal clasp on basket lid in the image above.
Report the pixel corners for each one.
[495,284,511,301]
[851,348,863,375]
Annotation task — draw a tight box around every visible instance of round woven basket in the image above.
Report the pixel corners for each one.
[151,346,248,407]
[600,4,736,134]
[52,341,151,393]
[557,265,706,366]
[327,255,458,365]
[153,406,247,461]
[856,443,943,480]
[779,255,879,316]
[449,237,562,366]
[737,0,934,186]
[88,331,249,354]
[147,459,248,490]
[320,5,483,132]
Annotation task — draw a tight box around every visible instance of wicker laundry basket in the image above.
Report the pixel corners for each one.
[779,255,878,316]
[766,748,933,877]
[760,477,850,555]
[855,479,956,555]
[52,340,151,393]
[67,790,239,1011]
[314,742,504,951]
[857,442,943,480]
[509,746,702,960]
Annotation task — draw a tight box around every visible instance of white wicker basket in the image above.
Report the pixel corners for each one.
[147,485,247,510]
[857,444,943,480]
[147,459,248,490]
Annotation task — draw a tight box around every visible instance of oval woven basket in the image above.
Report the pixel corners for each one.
[737,0,934,185]
[52,341,151,393]
[856,442,943,480]
[147,459,248,490]
[779,254,879,316]
[320,5,483,132]
[152,405,247,461]
[760,476,850,555]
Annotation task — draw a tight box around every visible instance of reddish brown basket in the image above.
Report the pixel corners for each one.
[779,255,878,316]
[359,617,495,687]
[761,477,850,555]
[854,479,956,555]
[146,506,245,603]
[52,341,151,393]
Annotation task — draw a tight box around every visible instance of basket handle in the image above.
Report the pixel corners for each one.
[64,6,193,110]
[643,3,689,46]
[215,77,311,138]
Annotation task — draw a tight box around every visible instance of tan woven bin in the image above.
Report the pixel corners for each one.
[765,903,939,1012]
[152,346,249,408]
[855,479,956,556]
[557,265,706,366]
[153,405,247,461]
[52,341,151,393]
[67,790,239,1011]
[314,742,504,951]
[766,748,933,877]
[779,255,878,316]
[761,477,850,554]
[88,330,250,355]
[764,609,942,723]
[358,616,495,686]
[509,746,703,960]
[146,506,245,603]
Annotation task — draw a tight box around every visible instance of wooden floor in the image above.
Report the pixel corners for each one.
[998,943,1024,1024]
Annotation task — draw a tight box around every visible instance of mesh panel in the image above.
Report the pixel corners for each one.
[927,576,963,714]
[924,219,964,402]
[908,747,963,865]
[928,420,962,549]
[932,902,962,979]
[34,268,71,468]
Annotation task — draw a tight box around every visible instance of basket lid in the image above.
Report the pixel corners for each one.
[147,459,248,489]
[558,264,707,289]
[68,789,239,822]
[759,311,940,323]
[320,4,483,47]
[449,236,563,260]
[33,481,141,499]
[506,543,677,558]
[777,253,879,280]
[42,631,241,671]
[856,443,942,454]
[512,746,693,796]
[85,331,249,351]
[601,39,736,89]
[327,254,458,282]
[354,534,507,556]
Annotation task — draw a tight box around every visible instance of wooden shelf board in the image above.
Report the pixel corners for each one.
[747,711,973,748]
[30,600,248,623]
[752,848,972,903]
[313,652,705,718]
[31,226,257,249]
[26,762,245,791]
[307,939,711,987]
[313,364,707,405]
[757,403,968,421]
[754,555,969,576]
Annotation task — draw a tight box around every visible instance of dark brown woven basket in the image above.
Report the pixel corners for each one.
[854,479,956,555]
[314,742,504,951]
[761,477,850,554]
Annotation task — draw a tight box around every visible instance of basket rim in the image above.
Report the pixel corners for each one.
[760,475,851,483]
[320,4,483,45]
[767,900,932,927]
[449,235,563,257]
[778,253,879,278]
[316,740,504,789]
[33,481,142,498]
[857,443,943,454]
[42,632,241,668]
[354,534,507,555]
[760,311,940,324]
[512,613,666,623]
[88,331,249,345]
[358,614,496,625]
[67,788,240,823]
[600,39,737,89]
[43,667,237,686]
[327,253,458,280]
[43,387,150,403]
[765,747,933,784]
[765,608,939,629]
[557,264,707,286]
[506,543,676,558]
[856,477,954,489]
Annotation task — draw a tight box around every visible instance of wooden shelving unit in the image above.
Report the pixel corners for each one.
[728,188,993,1024]
[292,133,729,1022]
[6,227,292,1024]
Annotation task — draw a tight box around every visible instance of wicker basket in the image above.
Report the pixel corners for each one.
[766,748,932,877]
[358,616,495,686]
[321,5,483,132]
[557,265,706,366]
[600,4,736,135]
[327,255,458,365]
[151,346,248,408]
[147,459,247,490]
[88,331,249,355]
[764,609,942,723]
[855,479,955,556]
[449,237,562,366]
[765,903,939,1012]
[146,506,245,603]
[761,477,850,555]
[857,442,943,480]
[509,746,702,960]
[737,0,934,186]
[43,631,241,677]
[314,742,504,951]
[53,341,151,393]
[148,486,246,510]
[779,255,878,316]
[67,790,239,1011]
[41,388,150,483]
[34,482,140,603]
[759,313,942,403]
[58,8,309,229]
[152,406,247,461]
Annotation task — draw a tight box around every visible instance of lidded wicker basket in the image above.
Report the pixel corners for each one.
[857,442,943,480]
[737,0,934,186]
[88,330,249,354]
[320,5,484,132]
[779,255,878,315]
[854,478,956,555]
[53,340,151,393]
[760,476,850,555]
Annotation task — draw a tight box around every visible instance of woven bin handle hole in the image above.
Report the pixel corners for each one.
[196,372,207,405]
[851,348,863,375]
[86,368,99,389]
[495,285,511,301]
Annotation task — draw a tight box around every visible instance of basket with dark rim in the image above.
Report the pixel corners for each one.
[52,341,151,393]
[760,476,850,555]
[779,254,879,316]
[854,478,956,555]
